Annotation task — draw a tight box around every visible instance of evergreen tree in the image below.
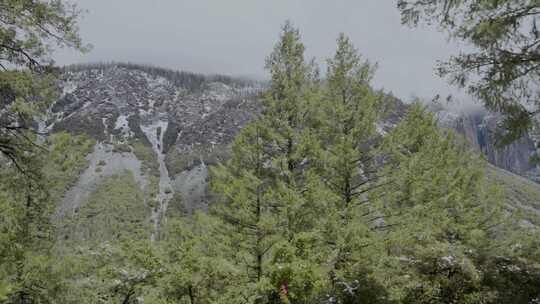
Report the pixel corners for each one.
[261,22,329,304]
[378,104,508,302]
[322,33,382,208]
[0,2,85,300]
[210,122,281,303]
[317,34,389,303]
[158,213,237,304]
[209,22,327,303]
[0,147,63,303]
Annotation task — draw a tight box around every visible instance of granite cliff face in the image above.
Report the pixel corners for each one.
[435,107,540,184]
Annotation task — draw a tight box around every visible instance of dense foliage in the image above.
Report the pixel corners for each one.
[152,24,540,304]
[0,1,86,301]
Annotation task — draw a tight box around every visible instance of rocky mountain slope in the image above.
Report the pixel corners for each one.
[44,63,263,238]
[43,63,540,240]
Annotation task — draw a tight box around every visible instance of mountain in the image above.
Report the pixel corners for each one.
[43,63,263,239]
[42,63,540,241]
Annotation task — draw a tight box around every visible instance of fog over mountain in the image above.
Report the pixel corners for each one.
[55,0,467,102]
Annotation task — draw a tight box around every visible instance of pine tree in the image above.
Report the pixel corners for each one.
[209,22,327,303]
[322,33,382,207]
[210,123,280,303]
[158,213,236,304]
[316,33,389,303]
[0,148,62,303]
[0,1,86,300]
[378,104,507,302]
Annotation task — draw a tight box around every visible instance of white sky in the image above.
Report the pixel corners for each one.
[56,0,470,102]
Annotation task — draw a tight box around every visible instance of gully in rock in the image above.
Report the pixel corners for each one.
[141,119,174,241]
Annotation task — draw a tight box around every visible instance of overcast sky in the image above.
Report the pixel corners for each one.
[56,0,470,102]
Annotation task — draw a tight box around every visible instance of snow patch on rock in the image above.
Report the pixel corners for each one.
[114,114,132,138]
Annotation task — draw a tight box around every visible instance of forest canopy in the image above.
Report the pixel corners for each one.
[0,1,539,303]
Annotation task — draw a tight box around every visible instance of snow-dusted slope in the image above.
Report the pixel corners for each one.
[46,63,263,237]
